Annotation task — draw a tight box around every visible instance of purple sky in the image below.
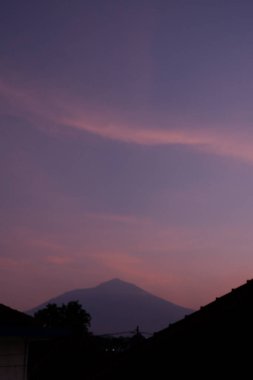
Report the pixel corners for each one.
[1,1,253,311]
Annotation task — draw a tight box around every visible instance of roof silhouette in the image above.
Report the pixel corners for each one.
[0,303,35,327]
[98,279,253,379]
[154,278,253,340]
[0,304,71,338]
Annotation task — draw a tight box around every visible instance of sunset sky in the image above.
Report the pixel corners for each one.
[1,1,253,311]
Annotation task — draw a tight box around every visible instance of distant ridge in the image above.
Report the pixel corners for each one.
[29,279,193,334]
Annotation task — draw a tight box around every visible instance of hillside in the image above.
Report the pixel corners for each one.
[29,279,193,334]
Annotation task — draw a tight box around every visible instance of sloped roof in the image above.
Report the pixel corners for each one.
[0,303,35,327]
[0,303,40,337]
[139,279,253,377]
[154,278,253,341]
[86,279,253,379]
[0,304,70,338]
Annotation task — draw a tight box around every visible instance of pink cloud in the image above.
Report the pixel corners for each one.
[1,220,253,310]
[63,116,253,165]
[28,238,67,254]
[86,212,151,225]
[0,257,20,269]
[1,75,253,165]
[45,255,74,265]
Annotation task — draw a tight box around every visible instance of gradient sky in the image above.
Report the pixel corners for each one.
[1,0,253,311]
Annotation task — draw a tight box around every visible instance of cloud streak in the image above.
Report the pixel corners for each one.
[1,76,253,165]
[63,117,253,164]
[85,212,151,225]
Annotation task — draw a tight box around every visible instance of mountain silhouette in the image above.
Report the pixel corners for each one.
[29,279,193,334]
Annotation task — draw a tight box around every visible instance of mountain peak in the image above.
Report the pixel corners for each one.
[101,278,124,285]
[95,278,144,294]
[29,279,193,334]
[97,278,133,287]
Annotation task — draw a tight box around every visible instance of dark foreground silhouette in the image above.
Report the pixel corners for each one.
[96,279,253,379]
[2,279,253,379]
[28,331,146,380]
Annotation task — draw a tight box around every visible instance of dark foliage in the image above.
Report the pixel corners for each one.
[34,301,91,334]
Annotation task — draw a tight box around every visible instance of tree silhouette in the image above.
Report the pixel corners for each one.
[34,301,91,334]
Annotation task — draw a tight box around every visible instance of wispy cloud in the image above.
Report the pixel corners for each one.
[91,251,143,279]
[0,257,20,269]
[63,117,253,164]
[45,255,74,265]
[1,76,253,164]
[86,212,151,225]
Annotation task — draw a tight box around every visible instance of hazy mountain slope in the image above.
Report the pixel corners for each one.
[29,279,193,334]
